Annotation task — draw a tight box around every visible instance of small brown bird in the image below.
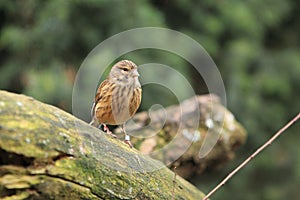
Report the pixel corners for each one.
[90,60,142,148]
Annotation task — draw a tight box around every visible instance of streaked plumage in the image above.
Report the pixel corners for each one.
[90,60,142,147]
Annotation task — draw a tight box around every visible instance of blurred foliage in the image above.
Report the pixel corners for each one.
[0,0,300,199]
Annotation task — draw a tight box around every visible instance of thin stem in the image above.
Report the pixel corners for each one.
[203,113,300,200]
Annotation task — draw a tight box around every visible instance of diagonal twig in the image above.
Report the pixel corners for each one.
[203,112,300,200]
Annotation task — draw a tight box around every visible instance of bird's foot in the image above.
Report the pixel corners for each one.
[103,124,118,138]
[124,135,133,148]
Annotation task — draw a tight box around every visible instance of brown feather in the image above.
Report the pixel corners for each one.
[90,60,142,126]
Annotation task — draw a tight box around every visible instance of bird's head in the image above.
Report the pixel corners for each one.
[109,60,140,85]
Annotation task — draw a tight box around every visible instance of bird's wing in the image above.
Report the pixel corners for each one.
[90,79,109,125]
[94,79,109,105]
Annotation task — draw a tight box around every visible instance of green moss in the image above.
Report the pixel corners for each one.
[1,191,30,200]
[0,90,205,199]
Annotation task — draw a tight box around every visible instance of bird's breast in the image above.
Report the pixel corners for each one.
[110,83,136,124]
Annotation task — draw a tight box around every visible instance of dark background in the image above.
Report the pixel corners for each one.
[1,1,299,199]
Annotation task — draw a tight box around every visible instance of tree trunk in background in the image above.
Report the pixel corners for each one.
[127,94,246,179]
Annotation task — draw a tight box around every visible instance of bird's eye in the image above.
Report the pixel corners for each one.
[121,68,129,72]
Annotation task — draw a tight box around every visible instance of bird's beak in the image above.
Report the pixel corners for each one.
[133,69,140,77]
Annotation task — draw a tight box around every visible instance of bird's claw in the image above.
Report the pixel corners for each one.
[124,140,133,148]
[107,131,118,138]
[124,135,133,148]
[103,124,118,138]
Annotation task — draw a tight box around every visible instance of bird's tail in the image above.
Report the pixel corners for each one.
[89,118,100,128]
[89,120,94,126]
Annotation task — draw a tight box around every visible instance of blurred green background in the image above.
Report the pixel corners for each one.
[1,0,299,199]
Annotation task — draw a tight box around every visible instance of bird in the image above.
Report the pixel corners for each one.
[89,60,142,148]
